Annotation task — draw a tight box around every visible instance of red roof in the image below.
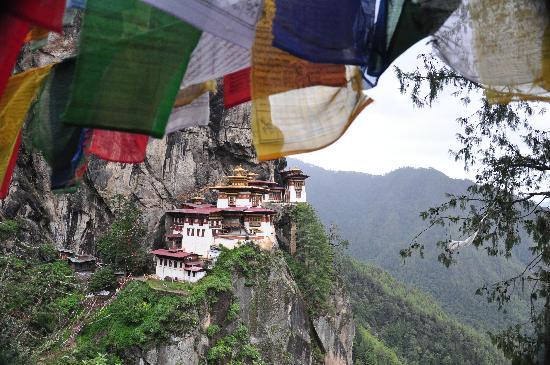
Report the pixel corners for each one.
[244,207,275,214]
[151,249,196,258]
[221,206,248,212]
[167,207,222,215]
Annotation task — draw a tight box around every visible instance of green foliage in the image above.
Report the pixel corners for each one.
[88,267,118,293]
[0,255,82,364]
[0,219,18,241]
[286,203,334,317]
[354,326,402,365]
[227,300,240,321]
[207,324,221,337]
[96,195,149,275]
[207,324,264,365]
[38,243,58,262]
[339,255,507,365]
[62,245,270,363]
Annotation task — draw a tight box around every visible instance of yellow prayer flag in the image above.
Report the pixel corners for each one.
[0,64,54,183]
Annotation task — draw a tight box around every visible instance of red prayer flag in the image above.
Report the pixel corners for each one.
[0,130,22,199]
[224,67,251,109]
[89,130,149,164]
[8,0,67,33]
[0,15,29,100]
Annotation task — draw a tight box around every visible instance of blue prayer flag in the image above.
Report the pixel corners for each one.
[272,0,377,66]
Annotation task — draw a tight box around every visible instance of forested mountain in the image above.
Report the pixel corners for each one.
[289,159,531,331]
[338,256,507,365]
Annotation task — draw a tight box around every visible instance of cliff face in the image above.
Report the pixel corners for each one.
[135,253,354,365]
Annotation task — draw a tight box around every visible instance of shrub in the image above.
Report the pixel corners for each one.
[38,243,58,262]
[88,267,118,293]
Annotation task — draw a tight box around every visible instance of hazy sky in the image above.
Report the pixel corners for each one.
[294,39,478,180]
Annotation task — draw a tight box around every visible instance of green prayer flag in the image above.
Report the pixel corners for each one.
[62,0,202,138]
[386,0,459,65]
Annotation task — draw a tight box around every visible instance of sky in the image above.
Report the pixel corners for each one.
[293,39,478,180]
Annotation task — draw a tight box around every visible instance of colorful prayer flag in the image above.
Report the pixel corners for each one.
[272,0,377,65]
[8,0,67,33]
[0,14,29,100]
[166,92,210,134]
[251,0,371,160]
[224,68,251,109]
[0,64,54,197]
[434,0,549,103]
[62,0,202,138]
[386,0,458,67]
[181,32,250,88]
[0,131,22,199]
[140,0,263,49]
[26,59,87,191]
[89,130,149,164]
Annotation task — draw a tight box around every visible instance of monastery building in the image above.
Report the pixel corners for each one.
[152,166,308,282]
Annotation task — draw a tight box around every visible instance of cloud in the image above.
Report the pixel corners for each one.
[295,39,476,179]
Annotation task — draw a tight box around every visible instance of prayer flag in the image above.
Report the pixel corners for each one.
[8,0,67,33]
[386,0,458,67]
[26,59,87,191]
[434,0,549,103]
[24,27,50,43]
[174,81,216,108]
[0,131,22,199]
[252,0,347,99]
[67,0,87,9]
[89,130,149,164]
[272,0,377,65]
[181,32,250,88]
[0,64,54,197]
[140,0,263,49]
[252,0,371,160]
[166,92,210,134]
[62,0,202,138]
[224,68,251,109]
[0,15,29,100]
[50,129,89,193]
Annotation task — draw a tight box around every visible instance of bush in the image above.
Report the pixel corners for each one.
[88,267,118,293]
[0,219,18,241]
[38,243,58,262]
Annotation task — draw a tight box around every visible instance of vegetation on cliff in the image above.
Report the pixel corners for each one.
[0,244,83,365]
[285,203,335,317]
[353,326,402,365]
[96,196,149,275]
[47,244,267,364]
[338,255,507,365]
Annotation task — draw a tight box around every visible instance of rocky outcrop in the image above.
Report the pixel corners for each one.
[135,253,354,365]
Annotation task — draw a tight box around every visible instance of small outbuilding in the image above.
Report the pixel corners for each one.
[68,255,97,272]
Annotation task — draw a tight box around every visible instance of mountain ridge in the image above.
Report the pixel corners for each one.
[288,158,531,331]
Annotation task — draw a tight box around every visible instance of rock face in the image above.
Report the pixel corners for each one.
[136,253,354,365]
